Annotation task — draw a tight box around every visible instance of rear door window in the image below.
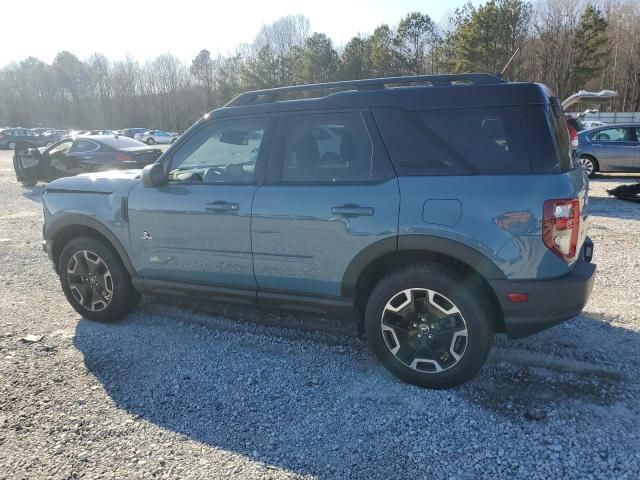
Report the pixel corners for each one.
[373,106,531,175]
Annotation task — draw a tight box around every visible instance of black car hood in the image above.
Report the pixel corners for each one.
[45,170,141,194]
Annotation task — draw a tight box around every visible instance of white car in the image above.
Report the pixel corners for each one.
[581,120,607,129]
[134,130,179,145]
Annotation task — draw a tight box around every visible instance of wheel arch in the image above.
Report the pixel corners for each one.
[48,215,136,276]
[342,235,506,334]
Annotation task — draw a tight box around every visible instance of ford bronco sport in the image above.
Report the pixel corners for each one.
[41,74,595,388]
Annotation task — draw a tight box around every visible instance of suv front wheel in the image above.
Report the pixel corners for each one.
[59,236,140,322]
[365,263,493,389]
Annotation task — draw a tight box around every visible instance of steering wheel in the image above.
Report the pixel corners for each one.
[202,166,226,182]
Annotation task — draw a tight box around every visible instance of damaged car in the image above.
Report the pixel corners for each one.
[13,134,162,187]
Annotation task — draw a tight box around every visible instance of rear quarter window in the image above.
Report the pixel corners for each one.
[373,106,531,175]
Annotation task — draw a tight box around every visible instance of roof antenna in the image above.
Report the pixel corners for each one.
[498,47,520,78]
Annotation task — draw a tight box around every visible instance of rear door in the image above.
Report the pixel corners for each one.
[252,110,399,300]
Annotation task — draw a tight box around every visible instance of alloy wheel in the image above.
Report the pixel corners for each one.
[381,288,468,373]
[66,250,113,312]
[580,157,594,176]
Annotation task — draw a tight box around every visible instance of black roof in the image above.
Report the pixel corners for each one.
[210,74,553,120]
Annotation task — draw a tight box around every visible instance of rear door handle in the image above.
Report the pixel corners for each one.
[332,204,374,218]
[206,201,239,212]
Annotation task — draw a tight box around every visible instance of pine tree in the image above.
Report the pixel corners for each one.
[339,36,373,80]
[571,5,610,91]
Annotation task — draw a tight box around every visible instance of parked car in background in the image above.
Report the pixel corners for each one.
[120,128,149,139]
[31,128,54,136]
[63,129,116,139]
[134,129,179,144]
[13,134,162,187]
[576,123,640,177]
[40,74,596,389]
[40,130,70,146]
[565,115,585,148]
[581,120,607,129]
[0,128,43,149]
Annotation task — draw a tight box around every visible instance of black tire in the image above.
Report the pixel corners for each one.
[21,180,37,187]
[579,155,598,178]
[146,137,155,145]
[365,263,494,389]
[59,236,140,322]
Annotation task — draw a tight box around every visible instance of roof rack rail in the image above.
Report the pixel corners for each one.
[225,73,504,107]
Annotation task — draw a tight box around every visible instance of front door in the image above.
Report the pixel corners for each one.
[128,115,272,288]
[252,110,399,298]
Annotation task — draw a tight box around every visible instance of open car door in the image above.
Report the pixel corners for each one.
[13,142,44,187]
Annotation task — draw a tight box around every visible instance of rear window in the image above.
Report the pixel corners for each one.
[373,107,531,175]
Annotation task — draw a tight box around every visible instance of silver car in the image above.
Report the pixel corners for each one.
[576,123,640,177]
[134,130,179,145]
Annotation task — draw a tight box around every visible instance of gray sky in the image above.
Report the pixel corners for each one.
[0,0,483,66]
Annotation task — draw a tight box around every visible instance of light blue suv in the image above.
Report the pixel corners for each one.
[41,74,596,388]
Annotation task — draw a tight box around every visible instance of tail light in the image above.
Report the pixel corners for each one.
[543,198,580,261]
[115,153,132,162]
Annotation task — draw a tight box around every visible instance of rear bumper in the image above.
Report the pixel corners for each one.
[489,241,596,338]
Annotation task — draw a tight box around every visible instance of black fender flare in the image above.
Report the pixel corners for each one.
[340,234,506,297]
[46,214,136,275]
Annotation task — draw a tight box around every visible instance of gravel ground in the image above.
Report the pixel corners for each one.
[1,149,639,479]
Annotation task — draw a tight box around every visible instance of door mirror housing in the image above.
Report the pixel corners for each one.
[141,163,166,188]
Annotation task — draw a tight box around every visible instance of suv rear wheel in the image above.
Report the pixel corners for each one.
[365,263,493,388]
[59,236,140,322]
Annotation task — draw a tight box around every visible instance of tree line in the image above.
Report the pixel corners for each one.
[1,0,638,131]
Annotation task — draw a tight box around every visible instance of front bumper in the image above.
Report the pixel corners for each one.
[489,240,596,338]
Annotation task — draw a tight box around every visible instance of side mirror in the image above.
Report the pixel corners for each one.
[141,163,166,188]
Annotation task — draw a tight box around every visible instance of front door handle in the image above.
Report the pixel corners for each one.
[332,204,374,218]
[206,201,239,212]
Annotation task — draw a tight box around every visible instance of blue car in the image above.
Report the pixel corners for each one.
[576,123,640,177]
[41,74,595,388]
